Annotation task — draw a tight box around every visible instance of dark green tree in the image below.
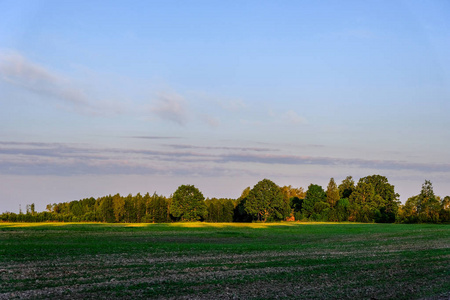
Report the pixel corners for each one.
[244,179,289,222]
[99,195,115,223]
[302,184,326,218]
[326,178,340,208]
[233,187,252,222]
[417,180,440,222]
[339,176,355,199]
[359,175,400,220]
[147,193,169,223]
[349,181,375,222]
[170,185,207,221]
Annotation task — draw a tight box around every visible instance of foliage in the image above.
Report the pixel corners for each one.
[302,184,326,219]
[398,180,443,223]
[349,175,399,223]
[326,178,340,208]
[244,179,289,222]
[205,198,235,222]
[1,177,448,224]
[170,185,207,221]
[339,176,355,199]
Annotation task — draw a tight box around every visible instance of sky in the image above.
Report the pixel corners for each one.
[1,0,450,213]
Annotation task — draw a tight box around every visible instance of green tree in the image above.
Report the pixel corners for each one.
[326,178,340,208]
[339,176,355,199]
[134,193,146,223]
[440,196,450,222]
[147,193,169,223]
[349,181,375,222]
[245,179,289,222]
[302,184,326,218]
[233,187,252,222]
[99,195,115,223]
[349,175,399,223]
[417,180,440,222]
[360,175,400,220]
[112,193,125,222]
[170,185,207,221]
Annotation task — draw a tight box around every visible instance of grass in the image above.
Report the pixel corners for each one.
[0,222,449,299]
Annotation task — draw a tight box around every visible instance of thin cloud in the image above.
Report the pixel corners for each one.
[151,91,188,125]
[221,99,247,112]
[2,141,450,177]
[130,136,182,140]
[165,144,277,152]
[283,110,307,125]
[200,114,220,127]
[220,153,450,173]
[0,51,90,107]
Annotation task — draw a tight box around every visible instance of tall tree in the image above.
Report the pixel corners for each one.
[302,184,326,218]
[359,175,400,219]
[417,180,440,222]
[349,175,399,223]
[233,187,252,222]
[339,176,355,199]
[148,193,169,223]
[326,178,340,208]
[349,181,376,222]
[170,185,207,221]
[113,193,125,222]
[245,179,289,222]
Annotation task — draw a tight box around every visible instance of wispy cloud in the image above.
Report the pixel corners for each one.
[165,144,277,152]
[220,99,247,112]
[151,91,188,125]
[219,153,450,173]
[1,141,450,177]
[283,110,307,124]
[200,114,220,127]
[0,51,90,108]
[130,136,182,140]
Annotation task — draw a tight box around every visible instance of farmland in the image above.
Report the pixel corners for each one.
[0,223,449,299]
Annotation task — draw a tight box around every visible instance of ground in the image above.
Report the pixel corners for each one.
[0,222,449,299]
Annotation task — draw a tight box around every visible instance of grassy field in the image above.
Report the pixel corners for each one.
[0,222,449,299]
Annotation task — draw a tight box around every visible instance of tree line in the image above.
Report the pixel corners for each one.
[1,175,449,223]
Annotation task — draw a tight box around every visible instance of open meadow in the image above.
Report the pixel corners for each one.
[0,222,449,299]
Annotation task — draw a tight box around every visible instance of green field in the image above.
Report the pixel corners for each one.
[0,222,449,299]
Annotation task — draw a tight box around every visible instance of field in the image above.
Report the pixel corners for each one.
[0,223,449,299]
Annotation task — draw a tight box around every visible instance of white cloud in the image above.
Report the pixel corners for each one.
[0,51,90,107]
[151,91,188,125]
[200,114,220,127]
[283,110,307,125]
[221,99,247,112]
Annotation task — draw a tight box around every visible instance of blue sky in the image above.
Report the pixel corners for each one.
[1,0,450,213]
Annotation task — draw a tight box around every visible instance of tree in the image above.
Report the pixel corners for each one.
[339,176,355,199]
[244,179,289,222]
[147,193,169,223]
[99,195,115,223]
[326,178,340,208]
[281,185,305,200]
[170,185,207,221]
[360,175,400,219]
[302,184,326,218]
[349,181,375,222]
[233,187,253,222]
[113,193,125,222]
[335,198,350,221]
[417,180,440,222]
[440,196,450,223]
[349,175,399,223]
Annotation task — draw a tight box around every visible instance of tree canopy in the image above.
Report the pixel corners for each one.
[244,179,289,222]
[170,185,207,221]
[1,176,448,224]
